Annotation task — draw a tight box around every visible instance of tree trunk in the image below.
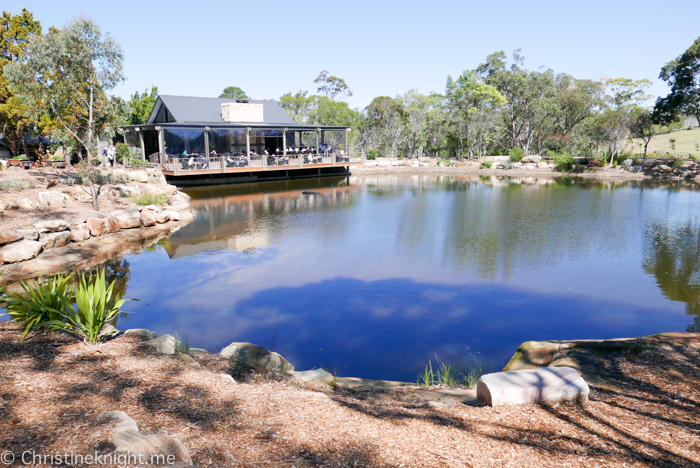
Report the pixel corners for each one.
[21,134,29,158]
[87,86,94,163]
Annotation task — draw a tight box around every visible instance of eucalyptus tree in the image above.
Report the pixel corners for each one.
[654,36,700,126]
[5,16,125,163]
[314,70,352,101]
[0,8,41,157]
[366,96,405,158]
[219,86,249,99]
[401,89,430,159]
[423,93,448,159]
[128,86,158,125]
[279,90,313,124]
[629,108,657,157]
[445,71,505,161]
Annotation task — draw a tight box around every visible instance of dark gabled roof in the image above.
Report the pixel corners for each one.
[147,95,296,125]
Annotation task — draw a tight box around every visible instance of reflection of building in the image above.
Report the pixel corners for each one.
[120,95,361,185]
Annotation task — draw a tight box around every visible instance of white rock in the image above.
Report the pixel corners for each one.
[143,334,176,354]
[522,155,542,164]
[0,239,43,264]
[155,212,170,224]
[124,329,158,340]
[162,210,180,221]
[537,161,549,169]
[290,369,334,383]
[38,191,68,206]
[476,366,589,407]
[129,171,149,182]
[141,204,162,213]
[34,219,69,232]
[524,163,537,170]
[19,198,39,210]
[112,209,141,229]
[169,200,190,212]
[40,231,71,249]
[70,223,90,242]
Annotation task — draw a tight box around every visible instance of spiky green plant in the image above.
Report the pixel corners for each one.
[59,270,133,343]
[2,273,73,340]
[417,360,435,386]
[174,331,190,354]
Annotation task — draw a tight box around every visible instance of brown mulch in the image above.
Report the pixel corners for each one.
[0,322,699,468]
[0,168,161,230]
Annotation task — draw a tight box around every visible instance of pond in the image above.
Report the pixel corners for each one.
[12,175,700,382]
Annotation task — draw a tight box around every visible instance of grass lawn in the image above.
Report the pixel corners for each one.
[627,127,700,156]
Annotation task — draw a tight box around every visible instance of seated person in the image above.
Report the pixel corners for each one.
[226,155,238,167]
[239,154,248,166]
[187,156,194,168]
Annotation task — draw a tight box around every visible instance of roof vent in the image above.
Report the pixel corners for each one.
[236,99,249,103]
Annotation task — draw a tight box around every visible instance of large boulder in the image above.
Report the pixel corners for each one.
[476,367,589,407]
[34,219,69,232]
[40,231,71,250]
[155,212,170,224]
[162,210,180,222]
[112,209,141,229]
[0,231,21,246]
[168,200,190,212]
[104,215,121,234]
[19,198,39,210]
[38,191,68,206]
[129,171,149,183]
[113,185,140,198]
[70,223,90,242]
[143,334,176,355]
[140,210,156,227]
[87,218,107,237]
[522,155,542,164]
[0,239,42,264]
[537,161,549,170]
[290,369,334,384]
[143,185,166,197]
[141,204,161,214]
[220,342,294,372]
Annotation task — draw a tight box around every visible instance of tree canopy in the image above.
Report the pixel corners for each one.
[219,86,249,99]
[654,36,700,126]
[127,86,158,125]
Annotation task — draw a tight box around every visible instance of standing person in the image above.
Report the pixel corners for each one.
[107,143,116,167]
[323,143,329,158]
[102,146,108,166]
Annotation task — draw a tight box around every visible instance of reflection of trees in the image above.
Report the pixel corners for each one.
[643,222,700,332]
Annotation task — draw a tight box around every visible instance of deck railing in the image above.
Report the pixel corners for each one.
[159,153,360,174]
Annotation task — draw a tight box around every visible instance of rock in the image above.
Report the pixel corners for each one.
[141,204,162,213]
[70,223,90,242]
[112,209,141,229]
[290,369,334,384]
[169,200,190,212]
[99,411,193,466]
[40,231,71,250]
[1,199,20,210]
[129,171,149,182]
[143,185,166,197]
[155,212,170,224]
[14,228,41,241]
[162,210,180,222]
[161,184,177,195]
[512,162,523,169]
[204,372,236,384]
[173,353,200,368]
[143,334,176,354]
[522,155,542,164]
[140,210,156,227]
[19,198,39,210]
[124,329,158,340]
[104,215,121,234]
[220,342,294,372]
[87,218,107,237]
[476,367,589,407]
[524,163,536,170]
[175,191,191,202]
[38,191,68,206]
[623,159,634,166]
[657,164,672,173]
[0,231,22,246]
[537,161,549,169]
[34,219,69,232]
[113,185,140,198]
[629,165,643,173]
[0,239,42,264]
[189,347,211,356]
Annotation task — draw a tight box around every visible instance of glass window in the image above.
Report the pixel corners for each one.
[163,127,205,157]
[208,128,246,155]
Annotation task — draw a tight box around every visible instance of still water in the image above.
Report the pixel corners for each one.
[56,175,700,381]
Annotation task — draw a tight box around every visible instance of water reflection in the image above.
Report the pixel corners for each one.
[643,221,700,332]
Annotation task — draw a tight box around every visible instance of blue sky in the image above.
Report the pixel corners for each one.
[7,0,700,108]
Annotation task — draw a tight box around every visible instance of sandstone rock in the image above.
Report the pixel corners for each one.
[161,184,177,195]
[141,204,162,213]
[0,239,42,264]
[0,199,20,210]
[99,411,193,466]
[162,210,180,222]
[112,209,141,229]
[143,334,176,355]
[189,347,211,356]
[220,342,294,372]
[38,191,68,206]
[537,161,549,169]
[19,198,39,210]
[476,367,589,407]
[522,155,542,164]
[104,216,121,234]
[169,200,190,212]
[175,191,191,202]
[70,223,90,242]
[124,329,158,340]
[34,219,69,232]
[87,218,107,237]
[143,185,166,197]
[14,228,41,241]
[40,231,71,250]
[0,231,21,246]
[130,171,149,182]
[657,164,672,173]
[524,163,536,170]
[173,353,200,368]
[113,185,140,198]
[155,212,170,224]
[140,210,156,227]
[512,162,523,169]
[290,369,334,384]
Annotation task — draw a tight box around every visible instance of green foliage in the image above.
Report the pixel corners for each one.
[127,86,158,125]
[480,161,493,169]
[314,70,352,100]
[502,160,513,170]
[11,154,25,159]
[417,355,495,388]
[366,148,379,160]
[508,147,524,162]
[218,86,249,100]
[552,152,575,172]
[0,179,31,191]
[128,159,148,168]
[115,142,133,163]
[670,156,684,167]
[174,332,190,354]
[130,193,166,206]
[2,273,73,341]
[654,36,700,125]
[59,270,132,343]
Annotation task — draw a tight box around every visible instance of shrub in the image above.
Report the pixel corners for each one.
[366,148,378,160]
[174,332,190,354]
[106,174,116,184]
[670,156,684,167]
[0,179,28,191]
[129,159,148,168]
[2,273,73,341]
[508,147,524,162]
[60,270,133,343]
[147,176,161,184]
[502,161,513,170]
[130,193,167,206]
[11,154,26,160]
[50,155,63,161]
[480,161,492,169]
[552,152,575,172]
[115,142,132,163]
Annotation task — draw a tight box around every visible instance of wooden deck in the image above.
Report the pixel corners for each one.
[160,156,362,177]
